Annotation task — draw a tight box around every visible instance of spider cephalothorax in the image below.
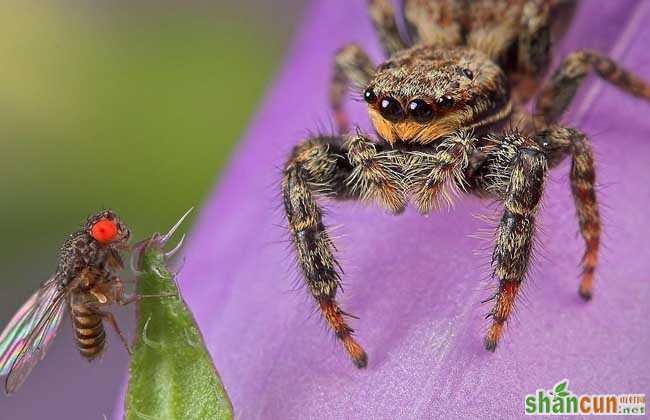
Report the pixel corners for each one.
[365,46,510,144]
[282,0,650,368]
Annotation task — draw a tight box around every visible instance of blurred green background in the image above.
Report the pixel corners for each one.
[0,1,305,319]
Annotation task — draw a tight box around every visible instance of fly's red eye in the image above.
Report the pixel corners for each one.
[90,219,117,243]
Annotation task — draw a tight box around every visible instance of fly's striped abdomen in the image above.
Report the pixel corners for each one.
[70,303,105,360]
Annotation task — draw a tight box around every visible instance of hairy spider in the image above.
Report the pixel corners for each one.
[281,0,650,368]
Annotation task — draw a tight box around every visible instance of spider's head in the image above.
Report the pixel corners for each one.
[84,209,131,248]
[363,47,511,145]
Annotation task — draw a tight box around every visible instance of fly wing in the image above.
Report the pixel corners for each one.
[0,277,66,394]
[0,277,57,374]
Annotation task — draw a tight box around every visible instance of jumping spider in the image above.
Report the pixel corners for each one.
[281,0,650,368]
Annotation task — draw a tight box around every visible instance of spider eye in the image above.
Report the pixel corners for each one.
[379,97,403,121]
[407,99,433,123]
[363,88,377,104]
[90,219,118,243]
[437,94,454,108]
[462,68,474,79]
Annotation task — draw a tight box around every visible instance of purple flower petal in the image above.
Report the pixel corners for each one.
[120,1,650,418]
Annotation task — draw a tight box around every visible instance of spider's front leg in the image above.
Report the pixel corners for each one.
[482,134,548,351]
[330,44,375,134]
[282,134,405,368]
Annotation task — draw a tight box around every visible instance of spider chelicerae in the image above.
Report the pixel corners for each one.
[281,0,650,368]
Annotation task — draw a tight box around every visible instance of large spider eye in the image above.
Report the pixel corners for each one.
[379,97,403,121]
[363,87,377,104]
[407,99,433,123]
[437,94,454,109]
[462,68,474,79]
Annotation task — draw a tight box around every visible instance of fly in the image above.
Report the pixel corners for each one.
[0,210,136,394]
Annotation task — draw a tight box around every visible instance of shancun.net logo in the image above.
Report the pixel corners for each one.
[524,379,646,416]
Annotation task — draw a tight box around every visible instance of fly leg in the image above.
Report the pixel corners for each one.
[114,281,178,306]
[94,310,132,356]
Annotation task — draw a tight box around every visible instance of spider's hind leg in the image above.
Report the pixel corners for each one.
[536,126,600,300]
[368,0,407,56]
[536,50,650,125]
[402,0,462,48]
[330,44,375,134]
[482,134,548,351]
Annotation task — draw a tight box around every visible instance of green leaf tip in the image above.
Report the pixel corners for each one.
[124,209,233,420]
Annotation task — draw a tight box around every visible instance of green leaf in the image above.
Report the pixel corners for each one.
[553,380,568,395]
[124,211,233,420]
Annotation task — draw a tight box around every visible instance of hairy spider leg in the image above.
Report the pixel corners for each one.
[480,134,548,351]
[282,135,405,367]
[536,126,600,300]
[367,0,406,56]
[536,49,650,125]
[402,0,463,48]
[330,44,375,134]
